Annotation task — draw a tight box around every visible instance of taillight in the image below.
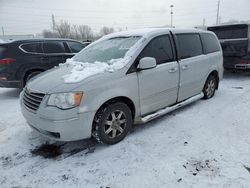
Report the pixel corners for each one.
[0,58,16,65]
[239,60,248,64]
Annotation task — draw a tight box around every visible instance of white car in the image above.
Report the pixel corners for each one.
[20,28,223,145]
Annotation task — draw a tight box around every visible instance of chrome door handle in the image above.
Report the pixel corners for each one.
[168,68,178,73]
[182,65,189,70]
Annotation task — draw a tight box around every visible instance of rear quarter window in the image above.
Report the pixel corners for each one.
[176,34,203,59]
[43,42,65,53]
[201,33,221,54]
[20,43,43,53]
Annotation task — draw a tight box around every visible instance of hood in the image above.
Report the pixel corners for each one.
[26,65,127,94]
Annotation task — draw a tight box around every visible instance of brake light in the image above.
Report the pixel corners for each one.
[239,60,248,64]
[0,58,16,65]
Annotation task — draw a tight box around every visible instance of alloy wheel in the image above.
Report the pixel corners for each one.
[104,110,127,139]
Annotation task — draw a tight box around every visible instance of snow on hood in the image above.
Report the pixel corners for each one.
[61,58,127,84]
[61,36,146,84]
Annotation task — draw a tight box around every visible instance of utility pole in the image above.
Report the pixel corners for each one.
[203,18,206,27]
[1,27,4,36]
[52,14,56,32]
[170,5,174,27]
[216,0,220,25]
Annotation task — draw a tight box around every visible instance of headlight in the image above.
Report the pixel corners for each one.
[47,92,83,109]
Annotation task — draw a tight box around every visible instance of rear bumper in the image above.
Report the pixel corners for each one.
[0,80,21,88]
[235,64,250,70]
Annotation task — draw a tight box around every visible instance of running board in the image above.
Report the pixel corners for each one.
[139,93,204,123]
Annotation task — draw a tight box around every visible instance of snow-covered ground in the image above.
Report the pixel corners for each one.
[0,72,250,188]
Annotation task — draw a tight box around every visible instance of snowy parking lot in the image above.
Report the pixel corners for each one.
[0,72,250,188]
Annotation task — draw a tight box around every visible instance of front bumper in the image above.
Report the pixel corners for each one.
[20,91,96,141]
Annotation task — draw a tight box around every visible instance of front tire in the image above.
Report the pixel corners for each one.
[203,75,217,99]
[93,102,132,145]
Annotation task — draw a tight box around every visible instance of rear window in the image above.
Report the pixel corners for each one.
[208,24,248,39]
[43,42,65,53]
[201,33,221,54]
[21,43,43,53]
[176,34,203,59]
[67,41,85,53]
[0,46,6,58]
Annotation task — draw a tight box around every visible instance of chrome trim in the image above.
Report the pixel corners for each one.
[19,42,75,55]
[22,88,45,112]
[219,38,248,42]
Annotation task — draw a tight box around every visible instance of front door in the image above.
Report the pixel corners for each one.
[137,35,179,115]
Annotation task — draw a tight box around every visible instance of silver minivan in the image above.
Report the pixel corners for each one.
[20,28,223,144]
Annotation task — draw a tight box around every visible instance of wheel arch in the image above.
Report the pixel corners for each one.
[21,68,46,87]
[94,96,136,120]
[206,70,219,89]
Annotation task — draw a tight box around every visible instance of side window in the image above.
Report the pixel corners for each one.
[67,41,85,53]
[176,34,203,59]
[21,43,43,53]
[201,33,221,54]
[139,35,174,64]
[43,42,65,54]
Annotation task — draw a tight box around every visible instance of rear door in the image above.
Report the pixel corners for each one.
[174,33,208,101]
[42,41,65,68]
[137,34,179,115]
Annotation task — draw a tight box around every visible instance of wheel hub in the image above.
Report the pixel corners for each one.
[104,110,127,139]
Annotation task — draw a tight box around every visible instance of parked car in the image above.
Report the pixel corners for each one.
[0,39,87,88]
[20,28,223,145]
[82,40,92,46]
[208,23,250,71]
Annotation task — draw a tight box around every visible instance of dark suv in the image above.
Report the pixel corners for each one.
[0,39,88,88]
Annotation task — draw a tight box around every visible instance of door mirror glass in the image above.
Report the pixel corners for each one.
[138,57,157,70]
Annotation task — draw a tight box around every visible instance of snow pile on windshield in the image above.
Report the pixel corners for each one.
[61,36,146,84]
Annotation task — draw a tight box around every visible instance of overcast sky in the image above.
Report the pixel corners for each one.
[0,0,249,35]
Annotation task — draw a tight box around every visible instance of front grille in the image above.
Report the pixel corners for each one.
[23,88,45,111]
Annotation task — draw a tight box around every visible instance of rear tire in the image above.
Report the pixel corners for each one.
[203,75,217,99]
[92,102,132,145]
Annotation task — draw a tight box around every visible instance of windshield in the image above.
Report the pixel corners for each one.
[73,36,141,63]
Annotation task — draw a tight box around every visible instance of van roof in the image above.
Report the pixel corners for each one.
[104,27,211,39]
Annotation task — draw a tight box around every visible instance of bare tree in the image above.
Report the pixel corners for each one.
[72,24,80,39]
[43,30,59,38]
[78,25,93,40]
[43,18,95,40]
[55,20,72,38]
[99,26,115,36]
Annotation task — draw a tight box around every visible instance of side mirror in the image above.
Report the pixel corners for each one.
[138,57,157,71]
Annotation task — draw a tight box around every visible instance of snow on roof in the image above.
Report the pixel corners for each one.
[102,27,207,40]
